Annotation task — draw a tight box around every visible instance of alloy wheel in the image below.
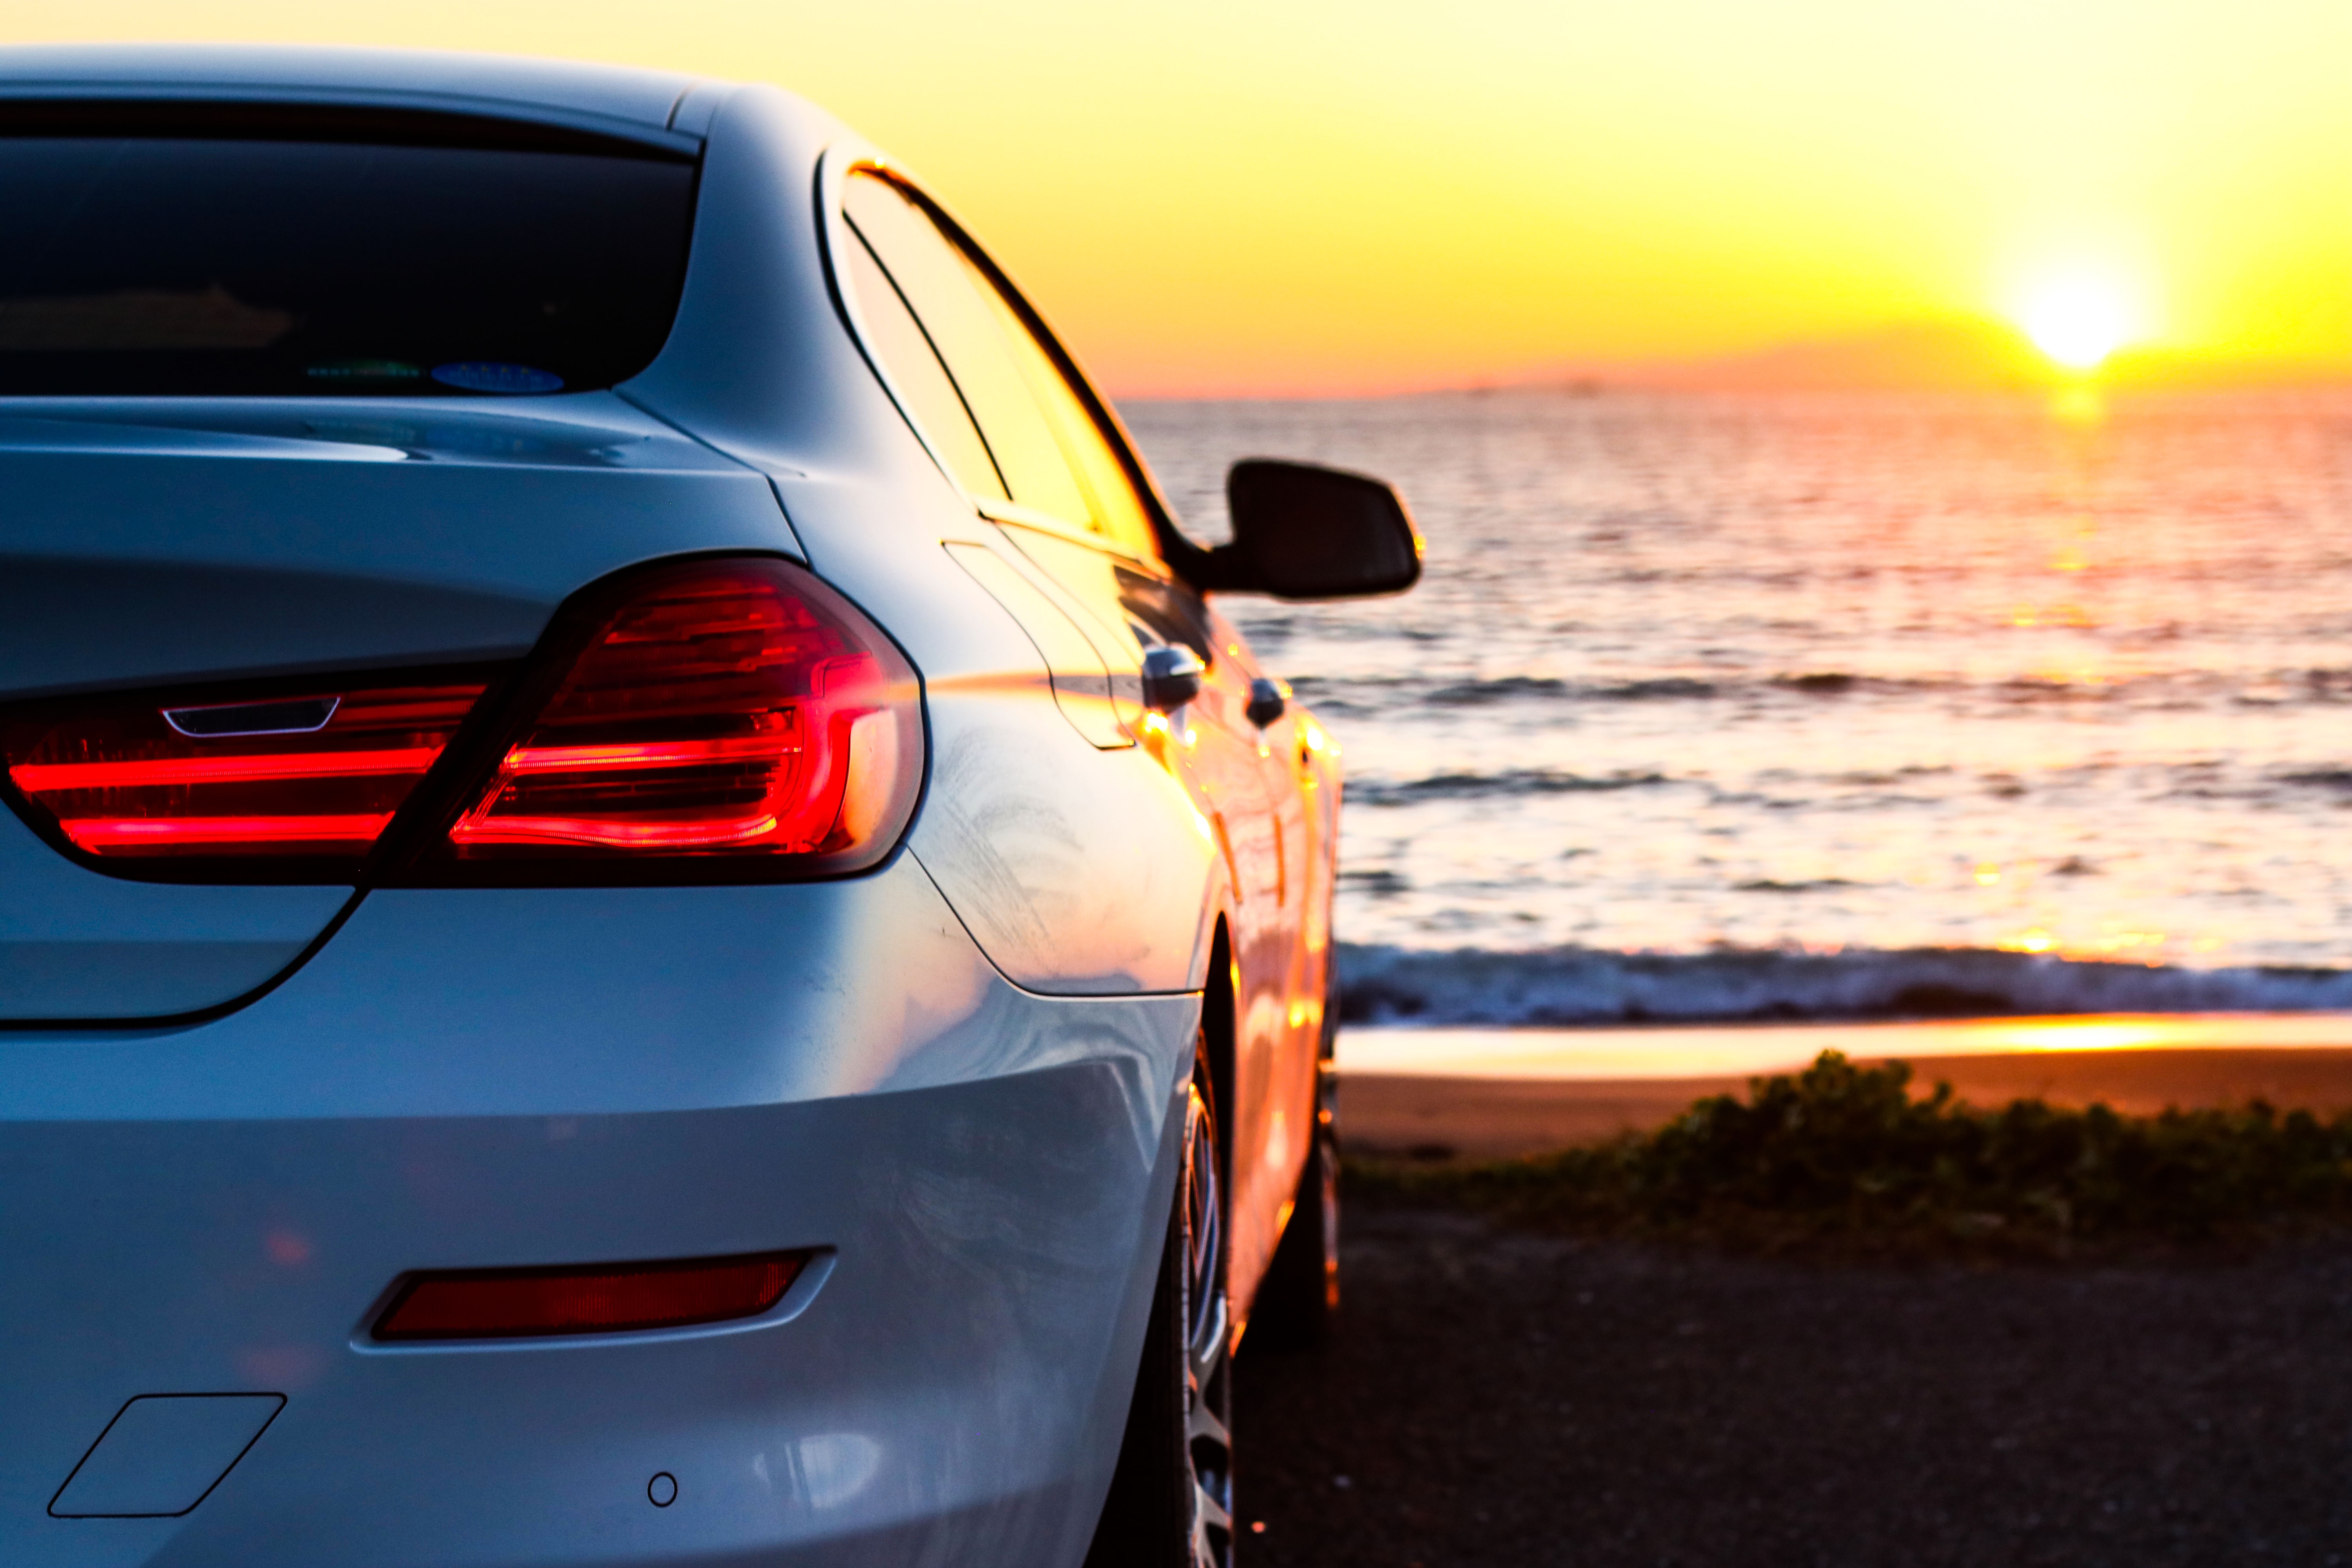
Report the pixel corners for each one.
[1180,1075,1235,1567]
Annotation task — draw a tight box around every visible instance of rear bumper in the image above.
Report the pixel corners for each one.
[0,858,1198,1566]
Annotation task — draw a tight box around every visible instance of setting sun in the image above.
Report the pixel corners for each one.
[2014,272,2143,371]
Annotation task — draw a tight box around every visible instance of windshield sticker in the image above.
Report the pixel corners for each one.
[431,361,566,394]
[307,359,425,381]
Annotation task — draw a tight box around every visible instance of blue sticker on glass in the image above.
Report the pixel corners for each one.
[307,359,424,381]
[431,361,565,394]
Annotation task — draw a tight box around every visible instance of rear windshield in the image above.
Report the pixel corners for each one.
[0,105,698,396]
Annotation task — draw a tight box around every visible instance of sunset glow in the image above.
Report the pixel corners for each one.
[6,0,2352,392]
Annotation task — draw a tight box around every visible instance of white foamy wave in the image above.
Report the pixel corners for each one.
[1335,942,2352,1025]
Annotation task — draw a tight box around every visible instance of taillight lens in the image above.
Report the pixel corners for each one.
[0,556,922,885]
[3,680,486,871]
[431,556,922,872]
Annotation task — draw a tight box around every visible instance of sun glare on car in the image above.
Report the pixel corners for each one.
[2014,270,2142,371]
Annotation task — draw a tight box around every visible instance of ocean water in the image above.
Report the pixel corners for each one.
[1120,390,2352,1024]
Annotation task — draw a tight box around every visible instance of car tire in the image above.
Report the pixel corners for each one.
[1084,1042,1234,1568]
[1240,1024,1339,1351]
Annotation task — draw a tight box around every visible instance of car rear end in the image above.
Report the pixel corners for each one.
[0,53,1190,1567]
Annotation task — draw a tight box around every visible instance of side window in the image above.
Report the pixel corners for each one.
[963,267,1165,564]
[840,232,1006,501]
[842,172,1092,526]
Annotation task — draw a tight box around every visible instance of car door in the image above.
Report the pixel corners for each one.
[837,167,1309,1307]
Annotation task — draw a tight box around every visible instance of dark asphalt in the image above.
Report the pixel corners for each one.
[1234,1200,2352,1567]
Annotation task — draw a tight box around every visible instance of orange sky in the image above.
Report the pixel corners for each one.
[9,0,2352,394]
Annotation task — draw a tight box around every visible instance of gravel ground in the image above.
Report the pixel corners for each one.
[1234,1198,2352,1567]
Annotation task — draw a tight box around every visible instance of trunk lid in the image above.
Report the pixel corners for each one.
[0,396,798,1022]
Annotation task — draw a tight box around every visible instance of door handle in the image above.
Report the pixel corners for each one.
[1246,678,1287,729]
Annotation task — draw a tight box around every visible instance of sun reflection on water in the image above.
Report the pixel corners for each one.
[2049,384,2108,425]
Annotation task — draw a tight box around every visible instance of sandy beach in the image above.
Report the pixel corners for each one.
[1339,1014,2352,1161]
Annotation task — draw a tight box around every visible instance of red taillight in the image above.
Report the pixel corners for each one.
[3,682,486,867]
[434,557,922,870]
[373,1250,810,1341]
[0,556,921,885]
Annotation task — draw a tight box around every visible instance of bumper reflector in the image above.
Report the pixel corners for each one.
[372,1250,809,1341]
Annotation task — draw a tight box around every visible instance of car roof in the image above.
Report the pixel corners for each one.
[0,44,711,142]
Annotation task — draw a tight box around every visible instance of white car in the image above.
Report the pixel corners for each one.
[0,44,1418,1568]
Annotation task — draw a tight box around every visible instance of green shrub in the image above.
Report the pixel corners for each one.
[1349,1051,2352,1251]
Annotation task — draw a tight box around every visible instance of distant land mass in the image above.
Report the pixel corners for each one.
[1518,316,2352,394]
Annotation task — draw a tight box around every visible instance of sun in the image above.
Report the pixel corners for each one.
[2014,272,2140,371]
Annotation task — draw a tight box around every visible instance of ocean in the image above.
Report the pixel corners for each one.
[1121,389,2352,1025]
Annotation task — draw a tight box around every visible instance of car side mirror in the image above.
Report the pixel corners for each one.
[1141,644,1204,711]
[1192,458,1423,600]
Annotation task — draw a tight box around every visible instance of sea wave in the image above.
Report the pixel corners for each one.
[1334,942,2352,1025]
[1347,769,1671,806]
[1284,668,2352,715]
[1426,675,1721,705]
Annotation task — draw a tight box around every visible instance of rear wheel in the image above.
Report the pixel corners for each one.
[1085,1045,1233,1568]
